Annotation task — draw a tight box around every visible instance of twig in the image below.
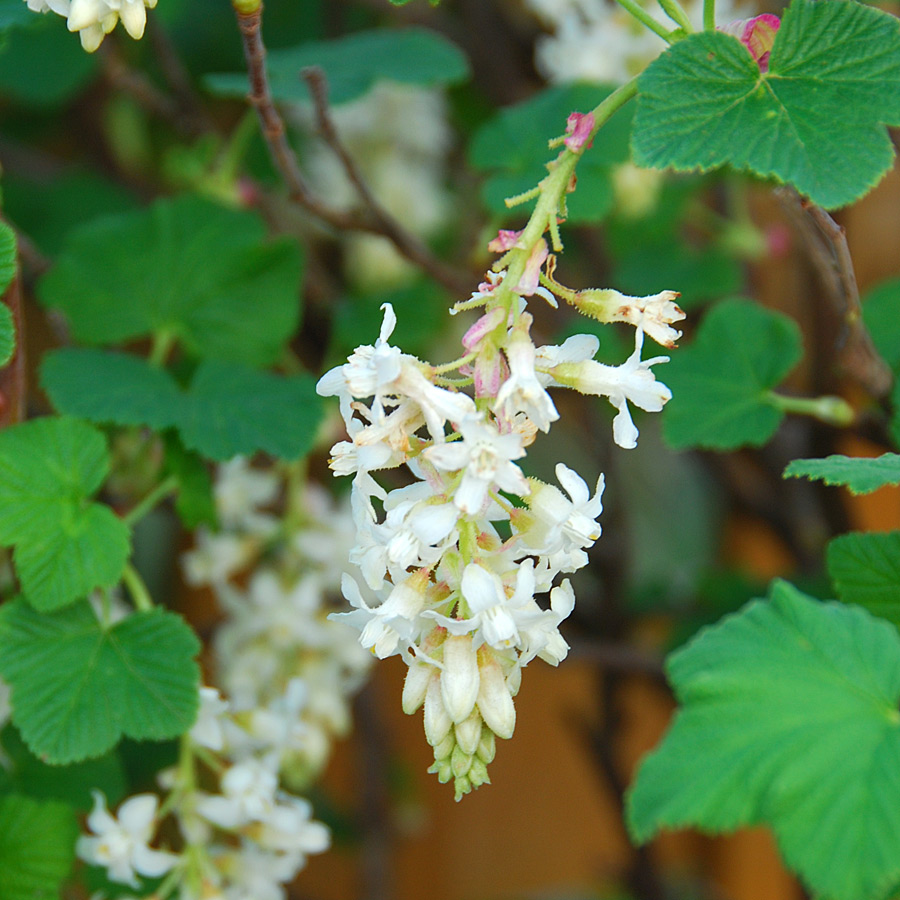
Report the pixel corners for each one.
[777,188,892,399]
[234,5,472,296]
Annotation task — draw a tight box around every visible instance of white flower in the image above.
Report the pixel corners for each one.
[494,320,559,432]
[520,463,605,556]
[214,458,280,534]
[59,0,157,52]
[182,530,256,587]
[190,687,230,752]
[196,758,279,829]
[77,792,178,888]
[332,571,431,660]
[544,328,671,449]
[426,417,530,514]
[253,795,331,860]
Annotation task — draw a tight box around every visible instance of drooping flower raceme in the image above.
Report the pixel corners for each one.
[317,179,679,798]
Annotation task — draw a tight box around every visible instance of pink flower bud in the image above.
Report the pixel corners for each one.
[515,239,549,296]
[488,228,523,253]
[564,111,595,152]
[721,13,780,72]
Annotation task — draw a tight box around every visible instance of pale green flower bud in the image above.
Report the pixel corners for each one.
[477,727,496,764]
[451,745,472,779]
[454,711,483,755]
[440,634,480,724]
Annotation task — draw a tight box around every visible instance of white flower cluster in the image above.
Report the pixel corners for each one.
[23,0,156,52]
[524,0,740,84]
[183,458,371,787]
[317,249,681,799]
[291,82,454,290]
[79,685,331,900]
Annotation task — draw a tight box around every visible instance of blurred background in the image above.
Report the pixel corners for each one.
[3,0,900,897]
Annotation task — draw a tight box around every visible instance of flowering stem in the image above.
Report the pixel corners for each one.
[493,78,639,314]
[431,353,477,376]
[612,0,676,41]
[703,0,716,29]
[765,391,855,426]
[123,475,179,528]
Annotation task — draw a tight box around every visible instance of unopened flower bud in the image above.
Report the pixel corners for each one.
[720,13,780,72]
[564,111,595,152]
[433,732,455,761]
[440,635,480,724]
[477,727,496,764]
[454,711,483,755]
[476,648,516,739]
[428,759,453,783]
[468,757,491,787]
[453,775,472,801]
[402,663,434,715]
[424,674,453,746]
[451,744,473,778]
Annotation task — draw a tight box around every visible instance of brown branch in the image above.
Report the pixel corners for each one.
[778,188,892,399]
[234,5,472,296]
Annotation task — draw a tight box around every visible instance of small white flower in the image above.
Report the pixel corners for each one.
[196,758,279,829]
[494,319,559,432]
[77,792,178,888]
[190,687,230,752]
[254,795,331,860]
[426,417,530,514]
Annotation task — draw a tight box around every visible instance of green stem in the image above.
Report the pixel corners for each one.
[123,475,179,528]
[766,392,855,426]
[657,0,693,31]
[432,352,477,376]
[703,0,716,29]
[122,563,154,612]
[612,0,676,41]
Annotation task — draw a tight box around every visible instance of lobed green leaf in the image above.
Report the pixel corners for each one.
[784,453,900,494]
[0,599,200,765]
[633,0,900,209]
[628,580,900,900]
[39,195,303,367]
[662,299,802,450]
[0,417,130,611]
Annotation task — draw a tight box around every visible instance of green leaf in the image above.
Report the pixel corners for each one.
[0,794,77,900]
[204,27,469,106]
[0,417,130,612]
[177,361,324,461]
[0,724,126,811]
[662,299,802,450]
[469,83,632,222]
[0,219,16,296]
[784,453,900,494]
[862,278,900,373]
[41,349,181,430]
[0,599,200,765]
[39,195,303,367]
[633,0,900,209]
[627,580,900,900]
[828,532,900,630]
[0,0,35,31]
[162,433,217,530]
[0,304,15,369]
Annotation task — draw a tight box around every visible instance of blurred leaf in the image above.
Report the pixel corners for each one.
[0,304,14,368]
[177,361,324,461]
[628,580,900,900]
[0,724,126,810]
[828,531,900,630]
[0,598,200,765]
[39,195,303,367]
[0,417,130,612]
[784,453,900,494]
[633,0,900,209]
[662,299,802,449]
[0,0,34,30]
[0,220,16,296]
[469,83,632,221]
[162,433,217,530]
[862,278,900,373]
[0,794,77,900]
[612,240,741,309]
[0,16,96,106]
[204,27,469,105]
[41,349,182,430]
[2,171,138,257]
